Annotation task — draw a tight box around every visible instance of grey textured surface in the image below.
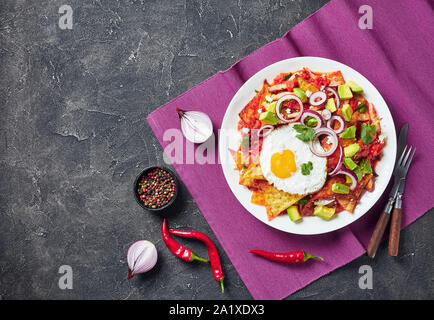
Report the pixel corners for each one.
[0,0,432,300]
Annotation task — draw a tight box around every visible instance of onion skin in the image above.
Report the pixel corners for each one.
[328,146,344,176]
[327,114,345,134]
[300,110,323,130]
[127,240,158,279]
[256,125,274,138]
[177,108,213,143]
[309,91,327,106]
[325,87,340,109]
[275,94,303,123]
[332,168,358,190]
[309,127,338,157]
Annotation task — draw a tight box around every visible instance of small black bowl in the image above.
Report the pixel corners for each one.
[133,166,179,212]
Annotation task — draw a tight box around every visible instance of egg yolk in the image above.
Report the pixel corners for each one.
[271,149,297,178]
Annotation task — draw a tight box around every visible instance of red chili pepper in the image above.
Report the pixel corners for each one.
[169,228,225,293]
[161,219,208,263]
[249,249,324,263]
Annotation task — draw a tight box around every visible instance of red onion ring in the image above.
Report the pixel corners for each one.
[328,146,343,176]
[308,127,338,157]
[332,168,358,190]
[325,87,340,109]
[275,94,303,123]
[256,125,274,138]
[321,108,332,121]
[326,114,345,134]
[309,91,327,106]
[300,110,322,130]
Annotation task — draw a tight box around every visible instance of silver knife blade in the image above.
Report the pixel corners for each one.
[388,124,409,201]
[394,123,408,168]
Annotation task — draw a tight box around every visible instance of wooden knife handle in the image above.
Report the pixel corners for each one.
[388,208,402,256]
[367,211,391,258]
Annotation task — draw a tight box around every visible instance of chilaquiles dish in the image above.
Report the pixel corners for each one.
[230,67,385,222]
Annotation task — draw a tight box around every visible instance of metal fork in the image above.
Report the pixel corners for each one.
[388,145,416,256]
[367,144,416,258]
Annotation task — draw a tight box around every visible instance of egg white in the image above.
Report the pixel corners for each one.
[259,124,327,195]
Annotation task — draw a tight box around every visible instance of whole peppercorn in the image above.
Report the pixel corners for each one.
[137,168,176,209]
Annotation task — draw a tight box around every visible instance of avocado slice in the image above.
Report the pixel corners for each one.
[259,111,279,125]
[342,103,353,122]
[344,143,360,157]
[353,166,364,181]
[343,157,358,170]
[265,101,277,113]
[359,158,373,174]
[346,81,364,94]
[287,205,302,222]
[314,205,336,221]
[293,88,308,103]
[332,183,350,194]
[339,125,356,139]
[338,84,353,100]
[325,98,337,113]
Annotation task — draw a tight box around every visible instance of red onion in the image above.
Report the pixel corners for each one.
[321,108,332,121]
[309,91,327,106]
[325,87,340,109]
[328,146,344,176]
[127,240,158,279]
[256,125,274,138]
[300,110,322,130]
[309,127,338,157]
[275,94,303,123]
[332,168,358,190]
[177,108,213,143]
[327,114,345,134]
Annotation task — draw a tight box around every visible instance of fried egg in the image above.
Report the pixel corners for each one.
[259,124,327,195]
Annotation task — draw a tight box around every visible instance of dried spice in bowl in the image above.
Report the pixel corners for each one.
[135,167,177,210]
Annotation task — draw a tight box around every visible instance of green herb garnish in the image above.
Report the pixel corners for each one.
[254,89,259,93]
[293,124,316,142]
[298,195,310,206]
[360,123,376,145]
[356,102,367,113]
[301,161,313,175]
[283,73,292,81]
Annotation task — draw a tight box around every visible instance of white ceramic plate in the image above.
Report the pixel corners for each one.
[219,57,396,235]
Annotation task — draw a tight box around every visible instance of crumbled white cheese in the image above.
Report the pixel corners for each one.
[241,128,250,134]
[305,90,312,97]
[265,95,273,102]
[378,134,387,143]
[314,199,335,206]
[257,108,263,114]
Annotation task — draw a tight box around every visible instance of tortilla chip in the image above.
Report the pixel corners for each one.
[263,185,305,220]
[326,71,345,86]
[239,80,269,127]
[239,164,265,187]
[336,174,373,213]
[297,76,319,93]
[251,191,265,206]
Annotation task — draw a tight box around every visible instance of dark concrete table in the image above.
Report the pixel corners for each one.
[0,0,432,300]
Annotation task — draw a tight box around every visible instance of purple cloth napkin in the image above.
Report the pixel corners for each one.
[147,0,434,299]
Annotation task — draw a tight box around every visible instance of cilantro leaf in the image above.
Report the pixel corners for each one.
[301,161,313,175]
[356,102,367,113]
[293,124,316,142]
[283,73,292,81]
[360,123,376,145]
[298,195,310,206]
